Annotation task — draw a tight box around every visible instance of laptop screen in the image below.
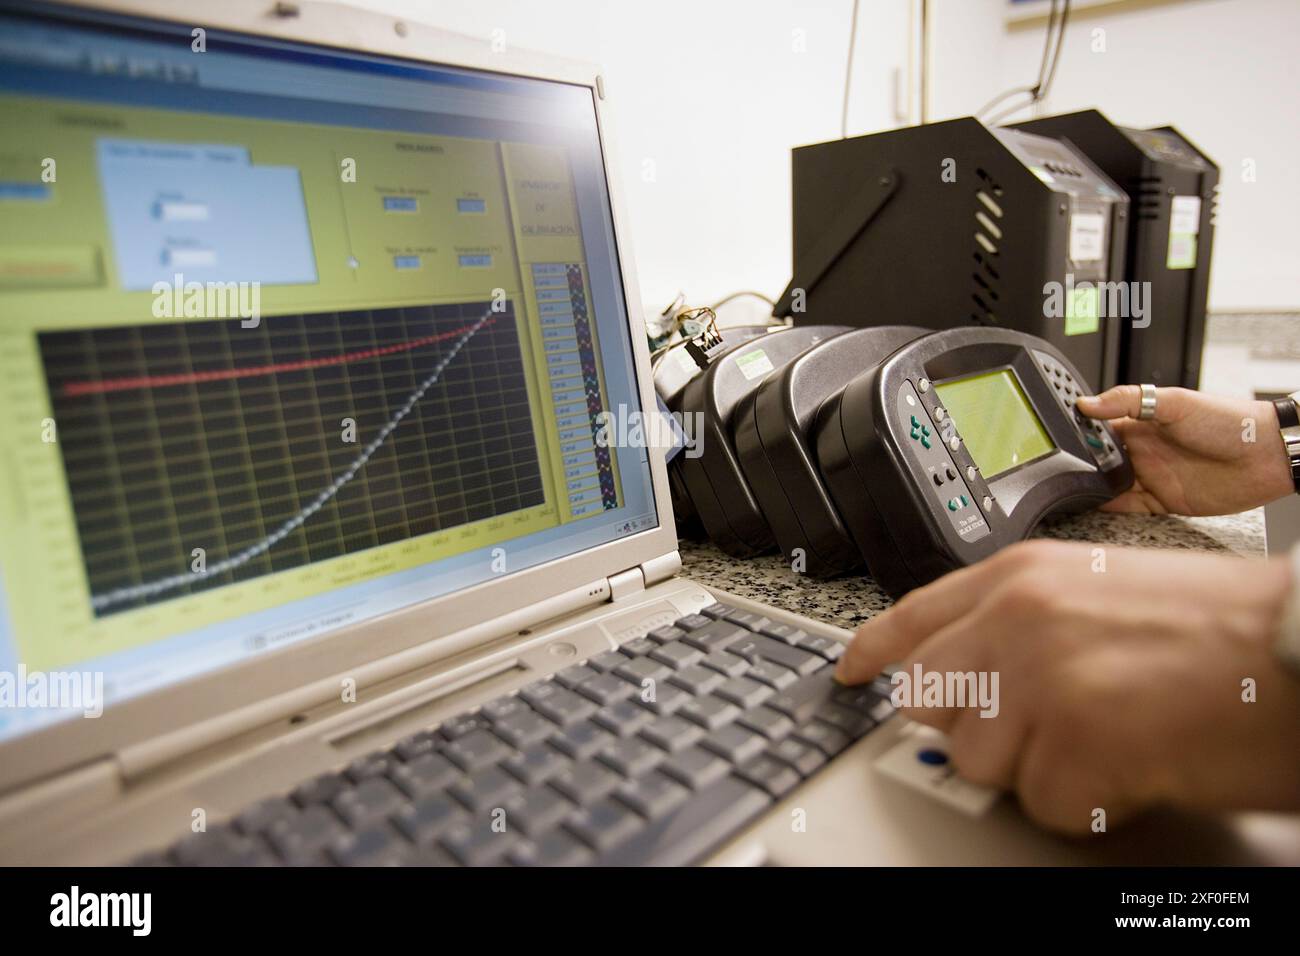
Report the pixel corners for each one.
[0,3,659,742]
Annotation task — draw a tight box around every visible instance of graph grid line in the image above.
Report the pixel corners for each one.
[40,300,543,617]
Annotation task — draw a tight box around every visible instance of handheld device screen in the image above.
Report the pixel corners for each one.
[934,369,1054,478]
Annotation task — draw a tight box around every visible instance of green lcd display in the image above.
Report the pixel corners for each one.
[934,369,1055,478]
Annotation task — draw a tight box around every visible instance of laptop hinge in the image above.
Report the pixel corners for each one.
[607,566,644,601]
[608,550,682,602]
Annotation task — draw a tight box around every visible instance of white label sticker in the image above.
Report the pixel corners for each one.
[1170,195,1202,236]
[873,724,999,817]
[674,346,699,375]
[1069,212,1106,262]
[735,348,774,381]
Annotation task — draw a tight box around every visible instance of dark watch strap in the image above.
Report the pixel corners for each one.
[1274,397,1300,493]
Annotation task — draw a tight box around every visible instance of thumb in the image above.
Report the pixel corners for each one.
[1076,384,1187,424]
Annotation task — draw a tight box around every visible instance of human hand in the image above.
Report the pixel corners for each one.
[836,540,1300,833]
[1075,385,1292,515]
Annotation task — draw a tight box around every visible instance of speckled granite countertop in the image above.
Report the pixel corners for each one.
[677,509,1265,632]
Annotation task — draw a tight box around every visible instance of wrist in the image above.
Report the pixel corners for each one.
[1260,399,1297,501]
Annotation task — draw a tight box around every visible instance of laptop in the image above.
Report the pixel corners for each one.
[0,0,1293,866]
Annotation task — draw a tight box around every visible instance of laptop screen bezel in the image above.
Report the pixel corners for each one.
[0,0,679,793]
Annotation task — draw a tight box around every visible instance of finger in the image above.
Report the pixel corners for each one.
[836,544,1045,685]
[890,604,998,735]
[836,559,1003,685]
[1075,385,1187,425]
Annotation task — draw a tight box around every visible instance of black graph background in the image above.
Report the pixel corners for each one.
[39,301,545,616]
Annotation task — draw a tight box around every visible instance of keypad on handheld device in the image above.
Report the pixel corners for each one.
[1034,350,1119,463]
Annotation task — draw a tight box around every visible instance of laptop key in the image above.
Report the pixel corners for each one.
[601,776,771,866]
[440,713,487,739]
[591,699,656,737]
[291,772,348,807]
[554,664,600,690]
[500,788,574,838]
[678,694,741,731]
[621,637,658,656]
[329,823,408,866]
[596,736,665,777]
[575,673,634,706]
[394,730,440,762]
[550,760,622,804]
[745,633,824,676]
[699,602,737,619]
[531,688,598,728]
[737,706,796,740]
[501,745,569,787]
[443,728,513,772]
[796,634,845,662]
[724,610,771,632]
[332,777,406,828]
[509,829,594,867]
[587,650,630,672]
[614,772,691,819]
[660,746,730,789]
[641,715,705,753]
[520,679,562,706]
[389,752,459,798]
[700,650,749,677]
[681,620,746,653]
[449,766,523,812]
[650,640,704,670]
[393,794,467,844]
[714,676,774,709]
[766,670,839,724]
[746,660,798,690]
[736,755,802,798]
[565,798,643,853]
[173,825,274,867]
[480,695,528,722]
[668,663,725,696]
[345,752,398,783]
[638,681,691,716]
[759,622,808,645]
[234,795,300,835]
[614,656,672,686]
[674,614,712,631]
[700,722,767,764]
[767,738,828,777]
[551,720,614,760]
[646,625,686,644]
[491,710,556,749]
[816,702,876,738]
[267,805,347,857]
[440,818,518,866]
[792,720,852,757]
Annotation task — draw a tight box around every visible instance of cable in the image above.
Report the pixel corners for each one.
[975,83,1037,120]
[977,0,1071,125]
[840,0,861,138]
[1039,0,1071,102]
[709,290,777,311]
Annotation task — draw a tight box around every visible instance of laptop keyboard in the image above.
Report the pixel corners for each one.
[141,603,895,866]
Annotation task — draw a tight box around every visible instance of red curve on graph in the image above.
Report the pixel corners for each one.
[59,318,495,398]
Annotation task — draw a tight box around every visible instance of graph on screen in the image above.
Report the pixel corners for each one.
[39,301,545,617]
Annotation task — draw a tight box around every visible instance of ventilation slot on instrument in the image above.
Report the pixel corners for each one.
[970,178,1004,324]
[1132,176,1164,221]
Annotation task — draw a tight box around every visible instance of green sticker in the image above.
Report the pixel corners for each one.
[1065,286,1100,336]
[1167,233,1197,269]
[735,348,774,381]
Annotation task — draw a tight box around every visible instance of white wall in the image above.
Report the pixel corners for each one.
[928,0,1300,311]
[339,0,1298,316]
